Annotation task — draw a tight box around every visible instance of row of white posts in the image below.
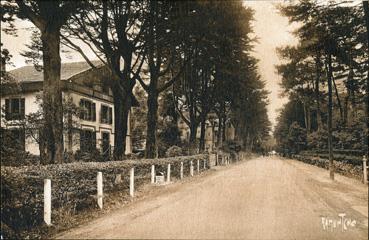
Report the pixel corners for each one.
[215,153,231,166]
[43,159,210,226]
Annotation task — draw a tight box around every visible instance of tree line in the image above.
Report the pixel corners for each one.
[274,0,369,179]
[1,0,270,164]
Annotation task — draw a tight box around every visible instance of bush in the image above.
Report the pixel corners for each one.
[0,148,40,167]
[165,146,183,157]
[74,148,106,162]
[307,129,328,150]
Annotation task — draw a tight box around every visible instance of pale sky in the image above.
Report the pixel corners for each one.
[2,0,298,129]
[243,0,298,129]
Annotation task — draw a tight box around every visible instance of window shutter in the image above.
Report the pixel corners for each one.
[79,100,84,119]
[100,106,103,123]
[5,99,9,120]
[92,131,97,149]
[20,98,25,119]
[80,130,85,151]
[92,102,96,121]
[109,107,112,124]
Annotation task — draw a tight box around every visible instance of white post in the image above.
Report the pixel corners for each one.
[363,156,368,184]
[130,167,134,197]
[204,159,206,169]
[167,163,171,182]
[190,161,194,177]
[197,159,200,173]
[180,162,184,179]
[97,172,103,209]
[44,179,51,226]
[151,165,155,184]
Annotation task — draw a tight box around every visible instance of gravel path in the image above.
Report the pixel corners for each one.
[56,156,368,239]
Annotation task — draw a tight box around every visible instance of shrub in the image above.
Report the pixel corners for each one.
[74,148,105,162]
[307,129,328,150]
[0,148,40,167]
[165,146,183,157]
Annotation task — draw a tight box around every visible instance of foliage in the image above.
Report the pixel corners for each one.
[165,146,183,157]
[307,129,328,150]
[275,1,368,160]
[287,121,307,154]
[293,154,363,180]
[1,154,208,239]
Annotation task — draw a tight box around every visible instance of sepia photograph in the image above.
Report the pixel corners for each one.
[0,0,368,239]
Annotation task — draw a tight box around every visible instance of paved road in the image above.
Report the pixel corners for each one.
[57,156,368,239]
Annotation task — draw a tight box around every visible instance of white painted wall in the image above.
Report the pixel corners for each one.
[1,90,133,156]
[1,92,42,155]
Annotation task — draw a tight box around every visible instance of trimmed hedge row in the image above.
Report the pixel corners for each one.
[299,151,363,166]
[305,149,365,157]
[1,154,209,238]
[292,154,363,180]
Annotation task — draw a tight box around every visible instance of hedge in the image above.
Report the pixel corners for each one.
[305,149,365,157]
[1,154,209,238]
[292,154,363,180]
[299,151,363,166]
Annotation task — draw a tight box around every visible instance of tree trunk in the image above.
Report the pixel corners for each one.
[189,121,197,143]
[315,54,323,130]
[39,129,48,165]
[343,94,349,126]
[363,1,369,158]
[217,115,223,148]
[307,106,311,134]
[303,102,311,134]
[222,116,226,142]
[41,29,64,164]
[245,130,250,151]
[327,54,334,180]
[112,88,131,160]
[199,114,206,152]
[67,110,73,152]
[332,77,344,124]
[145,89,158,158]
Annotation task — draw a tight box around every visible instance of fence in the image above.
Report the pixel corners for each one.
[1,152,244,233]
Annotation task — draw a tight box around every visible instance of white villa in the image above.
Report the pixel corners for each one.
[1,61,137,157]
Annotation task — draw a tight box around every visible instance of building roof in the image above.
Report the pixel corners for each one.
[8,61,102,83]
[4,60,140,107]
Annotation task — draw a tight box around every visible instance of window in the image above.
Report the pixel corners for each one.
[5,98,25,120]
[80,129,96,152]
[79,99,96,121]
[100,105,113,124]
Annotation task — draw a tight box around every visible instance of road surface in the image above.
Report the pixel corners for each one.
[56,156,368,239]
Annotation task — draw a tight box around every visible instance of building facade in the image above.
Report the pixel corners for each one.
[1,62,134,157]
[177,114,235,151]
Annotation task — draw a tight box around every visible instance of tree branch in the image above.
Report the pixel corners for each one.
[15,1,45,30]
